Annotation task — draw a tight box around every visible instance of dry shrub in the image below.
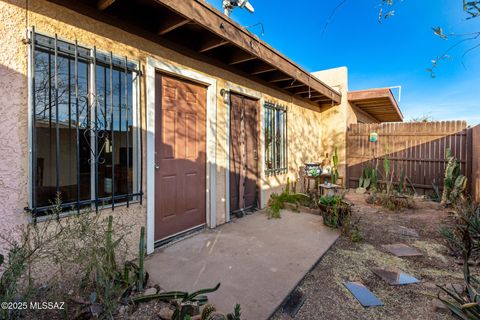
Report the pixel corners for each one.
[366,192,415,211]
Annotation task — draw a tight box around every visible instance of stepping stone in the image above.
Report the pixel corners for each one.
[371,267,419,285]
[344,281,384,307]
[382,244,422,257]
[282,288,307,317]
[389,226,419,238]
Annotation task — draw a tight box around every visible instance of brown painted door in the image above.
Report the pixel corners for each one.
[229,93,258,212]
[154,73,207,241]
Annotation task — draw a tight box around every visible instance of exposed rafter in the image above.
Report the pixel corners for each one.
[97,0,115,11]
[250,64,276,75]
[267,74,293,83]
[157,16,190,35]
[228,50,257,65]
[198,37,229,52]
[283,83,305,90]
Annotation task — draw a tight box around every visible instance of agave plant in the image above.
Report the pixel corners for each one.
[438,202,480,318]
[438,277,480,320]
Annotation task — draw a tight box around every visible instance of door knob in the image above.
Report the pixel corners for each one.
[155,164,160,169]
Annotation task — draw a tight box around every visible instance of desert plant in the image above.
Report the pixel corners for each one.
[319,195,342,207]
[442,148,468,205]
[451,175,468,203]
[267,189,314,218]
[438,201,480,318]
[319,196,351,229]
[398,167,405,193]
[227,304,242,320]
[366,192,414,211]
[383,150,391,184]
[332,147,339,184]
[131,283,221,320]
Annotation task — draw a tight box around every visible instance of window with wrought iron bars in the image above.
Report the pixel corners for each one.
[264,101,287,175]
[27,28,143,219]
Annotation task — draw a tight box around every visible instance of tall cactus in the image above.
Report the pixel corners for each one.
[441,148,462,205]
[332,147,339,185]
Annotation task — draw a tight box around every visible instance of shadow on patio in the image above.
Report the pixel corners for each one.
[145,209,339,320]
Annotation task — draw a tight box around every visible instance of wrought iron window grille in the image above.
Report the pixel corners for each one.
[264,101,288,176]
[26,27,143,220]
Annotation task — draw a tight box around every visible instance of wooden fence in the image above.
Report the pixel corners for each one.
[346,121,474,196]
[472,125,480,202]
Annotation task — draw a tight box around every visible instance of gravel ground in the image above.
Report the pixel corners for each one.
[271,191,472,320]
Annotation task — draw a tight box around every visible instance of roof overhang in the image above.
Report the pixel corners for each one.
[46,0,341,106]
[348,88,403,122]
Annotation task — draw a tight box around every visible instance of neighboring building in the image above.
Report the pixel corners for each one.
[0,0,402,254]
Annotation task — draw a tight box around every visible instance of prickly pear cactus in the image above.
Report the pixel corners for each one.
[449,175,468,203]
[441,148,462,205]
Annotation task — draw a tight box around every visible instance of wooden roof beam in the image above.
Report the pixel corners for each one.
[290,87,313,95]
[198,36,229,52]
[157,15,190,35]
[267,74,293,83]
[155,0,341,104]
[97,0,115,11]
[283,83,306,90]
[228,50,257,65]
[250,64,277,75]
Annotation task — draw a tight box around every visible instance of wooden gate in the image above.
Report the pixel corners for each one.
[346,121,474,196]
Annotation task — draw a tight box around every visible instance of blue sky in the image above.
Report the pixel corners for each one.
[207,0,480,125]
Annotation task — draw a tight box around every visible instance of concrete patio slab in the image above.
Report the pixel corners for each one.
[145,210,339,320]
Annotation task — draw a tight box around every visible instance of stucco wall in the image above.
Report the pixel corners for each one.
[0,0,353,250]
[0,0,30,246]
[311,67,351,184]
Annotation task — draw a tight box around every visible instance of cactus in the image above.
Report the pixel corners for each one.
[383,155,391,184]
[137,226,145,291]
[441,148,463,205]
[285,177,290,194]
[449,175,468,203]
[332,147,339,184]
[292,180,297,194]
[371,166,379,190]
[398,168,405,193]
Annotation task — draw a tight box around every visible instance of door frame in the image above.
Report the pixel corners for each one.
[224,83,263,223]
[146,57,217,254]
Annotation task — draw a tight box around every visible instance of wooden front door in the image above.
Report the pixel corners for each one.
[229,93,259,213]
[154,73,207,241]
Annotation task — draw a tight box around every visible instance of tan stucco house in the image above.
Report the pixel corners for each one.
[0,0,402,254]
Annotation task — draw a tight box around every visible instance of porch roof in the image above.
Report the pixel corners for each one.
[348,88,403,122]
[47,0,341,106]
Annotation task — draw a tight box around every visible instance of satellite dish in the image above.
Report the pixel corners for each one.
[238,0,255,13]
[223,0,255,16]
